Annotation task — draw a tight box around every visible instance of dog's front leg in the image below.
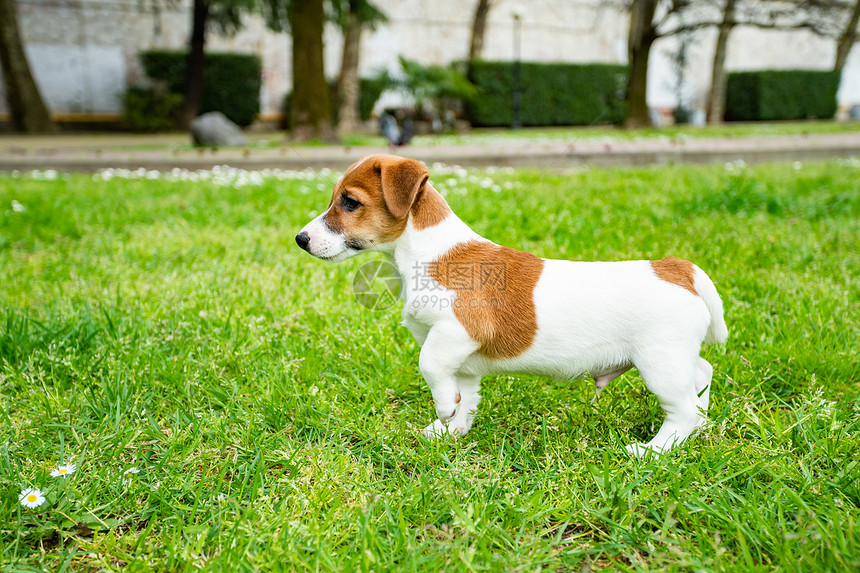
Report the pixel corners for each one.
[446,374,481,436]
[417,321,480,438]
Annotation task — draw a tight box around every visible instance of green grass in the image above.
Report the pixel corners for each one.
[0,160,858,571]
[343,120,860,147]
[4,120,859,154]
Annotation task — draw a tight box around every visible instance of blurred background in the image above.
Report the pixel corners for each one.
[1,0,858,138]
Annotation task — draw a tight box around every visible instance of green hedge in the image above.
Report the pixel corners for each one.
[123,87,183,132]
[725,70,839,121]
[139,51,262,127]
[466,61,627,127]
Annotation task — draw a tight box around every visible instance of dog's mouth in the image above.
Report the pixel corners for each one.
[315,249,359,263]
[312,238,369,262]
[316,252,343,261]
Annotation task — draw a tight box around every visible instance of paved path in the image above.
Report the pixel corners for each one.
[1,131,860,172]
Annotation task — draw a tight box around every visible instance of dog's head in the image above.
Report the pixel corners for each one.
[296,155,429,262]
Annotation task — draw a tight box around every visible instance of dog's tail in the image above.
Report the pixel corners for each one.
[694,265,728,345]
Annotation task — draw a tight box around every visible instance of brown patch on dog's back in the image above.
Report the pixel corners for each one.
[651,257,698,295]
[430,241,544,359]
[411,184,451,230]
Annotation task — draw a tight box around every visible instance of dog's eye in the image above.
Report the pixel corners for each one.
[341,195,361,212]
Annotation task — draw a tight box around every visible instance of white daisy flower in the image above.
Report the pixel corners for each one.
[11,200,25,213]
[50,463,77,478]
[19,488,46,508]
[122,466,140,486]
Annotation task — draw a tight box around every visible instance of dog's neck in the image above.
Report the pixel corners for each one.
[386,184,485,272]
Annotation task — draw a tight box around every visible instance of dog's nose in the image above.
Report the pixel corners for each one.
[295,232,311,251]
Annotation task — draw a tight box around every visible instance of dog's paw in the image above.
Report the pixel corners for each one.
[435,405,458,424]
[432,393,461,425]
[624,442,662,458]
[422,419,457,439]
[446,420,471,438]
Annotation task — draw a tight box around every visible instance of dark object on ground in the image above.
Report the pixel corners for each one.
[399,118,415,146]
[379,113,400,145]
[379,112,414,146]
[190,112,247,147]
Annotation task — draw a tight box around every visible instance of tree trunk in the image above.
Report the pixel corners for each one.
[336,7,363,135]
[834,0,860,73]
[290,0,336,141]
[0,0,55,132]
[624,0,658,129]
[179,0,209,129]
[706,0,737,125]
[469,0,494,62]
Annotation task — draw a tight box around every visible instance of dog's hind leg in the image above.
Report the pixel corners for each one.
[695,357,713,411]
[625,349,705,457]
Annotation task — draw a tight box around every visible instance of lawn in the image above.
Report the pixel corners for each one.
[350,120,860,147]
[3,120,860,154]
[0,159,857,571]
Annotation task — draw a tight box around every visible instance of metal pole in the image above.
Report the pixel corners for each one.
[512,13,522,130]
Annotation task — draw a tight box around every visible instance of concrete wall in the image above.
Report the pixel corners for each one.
[1,0,857,120]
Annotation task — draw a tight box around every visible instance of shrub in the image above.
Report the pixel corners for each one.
[122,87,183,132]
[358,76,389,121]
[725,70,839,122]
[138,51,262,126]
[392,57,476,110]
[466,61,627,127]
[140,51,187,93]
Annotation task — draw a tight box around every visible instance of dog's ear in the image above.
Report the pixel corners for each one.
[378,157,429,219]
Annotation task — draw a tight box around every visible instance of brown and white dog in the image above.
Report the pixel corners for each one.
[296,155,728,455]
